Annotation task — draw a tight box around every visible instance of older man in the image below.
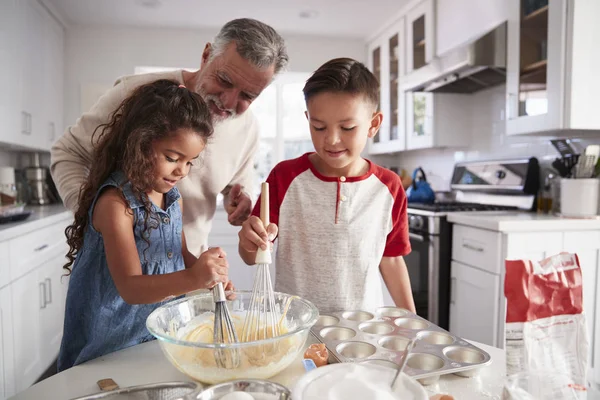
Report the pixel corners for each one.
[51,18,288,255]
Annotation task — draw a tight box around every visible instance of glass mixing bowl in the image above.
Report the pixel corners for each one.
[146,291,319,384]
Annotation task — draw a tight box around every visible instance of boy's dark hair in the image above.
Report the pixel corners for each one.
[64,79,213,273]
[303,58,379,108]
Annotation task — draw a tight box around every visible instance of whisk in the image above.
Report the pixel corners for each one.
[212,281,240,369]
[241,182,281,344]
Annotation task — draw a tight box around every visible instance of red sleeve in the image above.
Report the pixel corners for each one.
[251,154,312,229]
[371,164,411,257]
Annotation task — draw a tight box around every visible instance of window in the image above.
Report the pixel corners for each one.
[249,72,312,197]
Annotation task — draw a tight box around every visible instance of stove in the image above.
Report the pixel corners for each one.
[403,158,539,329]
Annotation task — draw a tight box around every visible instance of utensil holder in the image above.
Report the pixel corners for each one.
[560,179,600,217]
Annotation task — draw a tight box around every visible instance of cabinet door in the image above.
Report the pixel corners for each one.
[0,286,16,400]
[436,0,509,56]
[405,0,435,74]
[506,0,567,135]
[18,0,46,148]
[367,35,390,154]
[405,90,433,150]
[0,0,22,147]
[39,255,68,368]
[385,19,406,152]
[11,270,43,392]
[449,261,500,347]
[43,11,64,151]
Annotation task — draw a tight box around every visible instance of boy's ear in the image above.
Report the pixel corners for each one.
[368,111,383,138]
[305,111,309,120]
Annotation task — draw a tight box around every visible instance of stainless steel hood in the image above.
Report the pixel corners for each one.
[404,22,507,94]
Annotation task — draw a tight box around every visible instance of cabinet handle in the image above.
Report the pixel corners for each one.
[39,282,46,309]
[450,277,457,305]
[21,112,28,134]
[45,278,52,304]
[34,244,49,252]
[27,113,32,135]
[462,242,484,252]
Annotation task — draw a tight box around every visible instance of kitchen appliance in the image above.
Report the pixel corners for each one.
[309,307,491,386]
[405,158,539,330]
[403,22,507,94]
[0,166,17,205]
[23,153,58,205]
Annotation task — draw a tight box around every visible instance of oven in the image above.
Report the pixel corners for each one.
[405,213,451,330]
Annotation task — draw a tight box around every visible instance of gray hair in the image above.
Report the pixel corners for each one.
[210,18,288,74]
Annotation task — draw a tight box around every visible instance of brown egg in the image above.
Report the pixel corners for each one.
[304,343,329,367]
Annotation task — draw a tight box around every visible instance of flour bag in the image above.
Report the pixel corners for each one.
[503,253,589,400]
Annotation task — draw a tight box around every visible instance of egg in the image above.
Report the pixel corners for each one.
[220,391,255,400]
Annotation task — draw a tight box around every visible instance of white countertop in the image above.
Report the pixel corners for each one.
[447,211,600,232]
[0,204,71,242]
[9,337,506,400]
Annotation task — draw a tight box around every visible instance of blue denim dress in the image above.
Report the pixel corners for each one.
[57,171,185,371]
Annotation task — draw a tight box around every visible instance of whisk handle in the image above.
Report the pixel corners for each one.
[212,282,227,303]
[260,182,269,227]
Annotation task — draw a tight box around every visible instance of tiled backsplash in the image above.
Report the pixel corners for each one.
[375,85,600,192]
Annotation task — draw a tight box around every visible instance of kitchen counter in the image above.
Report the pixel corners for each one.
[0,204,71,242]
[10,337,506,400]
[447,211,600,232]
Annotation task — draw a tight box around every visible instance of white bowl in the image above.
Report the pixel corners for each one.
[292,363,428,400]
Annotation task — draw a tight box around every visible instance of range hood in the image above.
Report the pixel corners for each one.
[405,22,507,94]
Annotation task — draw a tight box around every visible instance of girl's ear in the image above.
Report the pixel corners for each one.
[368,111,383,138]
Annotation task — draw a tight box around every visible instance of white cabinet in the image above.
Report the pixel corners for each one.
[1,215,71,396]
[450,261,500,346]
[435,0,509,57]
[11,269,44,392]
[506,0,600,135]
[0,286,16,400]
[405,0,435,74]
[0,0,64,151]
[367,20,408,155]
[404,91,471,150]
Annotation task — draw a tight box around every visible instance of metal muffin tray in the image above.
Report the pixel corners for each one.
[310,307,492,385]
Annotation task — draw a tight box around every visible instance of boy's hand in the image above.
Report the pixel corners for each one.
[191,247,229,288]
[239,215,278,252]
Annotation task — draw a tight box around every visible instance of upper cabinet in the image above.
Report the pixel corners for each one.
[506,0,600,135]
[405,0,435,74]
[0,0,64,151]
[436,0,509,57]
[368,19,407,155]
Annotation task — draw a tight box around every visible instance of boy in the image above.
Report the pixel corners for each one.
[238,58,414,313]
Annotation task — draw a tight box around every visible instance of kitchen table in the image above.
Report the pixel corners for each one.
[10,336,506,400]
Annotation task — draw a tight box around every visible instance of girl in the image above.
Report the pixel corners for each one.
[58,79,232,371]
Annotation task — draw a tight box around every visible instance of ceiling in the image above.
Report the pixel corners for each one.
[44,0,411,39]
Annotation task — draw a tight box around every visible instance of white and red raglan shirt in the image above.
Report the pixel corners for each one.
[251,153,411,312]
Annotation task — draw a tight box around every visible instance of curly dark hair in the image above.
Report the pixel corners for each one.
[63,79,213,273]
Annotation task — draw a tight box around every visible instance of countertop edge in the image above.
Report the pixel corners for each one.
[447,212,600,233]
[0,206,72,242]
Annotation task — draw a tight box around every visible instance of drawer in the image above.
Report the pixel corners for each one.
[9,219,70,282]
[0,240,9,288]
[452,224,502,274]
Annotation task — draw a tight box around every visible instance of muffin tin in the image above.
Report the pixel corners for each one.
[310,307,492,385]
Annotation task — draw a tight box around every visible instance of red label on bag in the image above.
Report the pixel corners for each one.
[505,253,583,323]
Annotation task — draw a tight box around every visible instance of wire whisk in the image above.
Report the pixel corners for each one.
[241,182,281,355]
[213,282,240,369]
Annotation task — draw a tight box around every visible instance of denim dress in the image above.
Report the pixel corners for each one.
[57,171,185,371]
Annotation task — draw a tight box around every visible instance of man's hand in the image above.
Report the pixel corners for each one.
[224,184,252,226]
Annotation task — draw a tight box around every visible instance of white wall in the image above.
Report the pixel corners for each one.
[64,26,366,127]
[390,85,600,191]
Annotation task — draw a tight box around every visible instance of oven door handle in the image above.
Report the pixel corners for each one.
[409,232,429,242]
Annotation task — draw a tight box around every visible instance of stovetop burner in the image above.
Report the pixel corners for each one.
[407,201,518,213]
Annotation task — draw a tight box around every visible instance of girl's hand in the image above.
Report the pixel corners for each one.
[191,247,229,289]
[224,280,236,300]
[239,215,278,252]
